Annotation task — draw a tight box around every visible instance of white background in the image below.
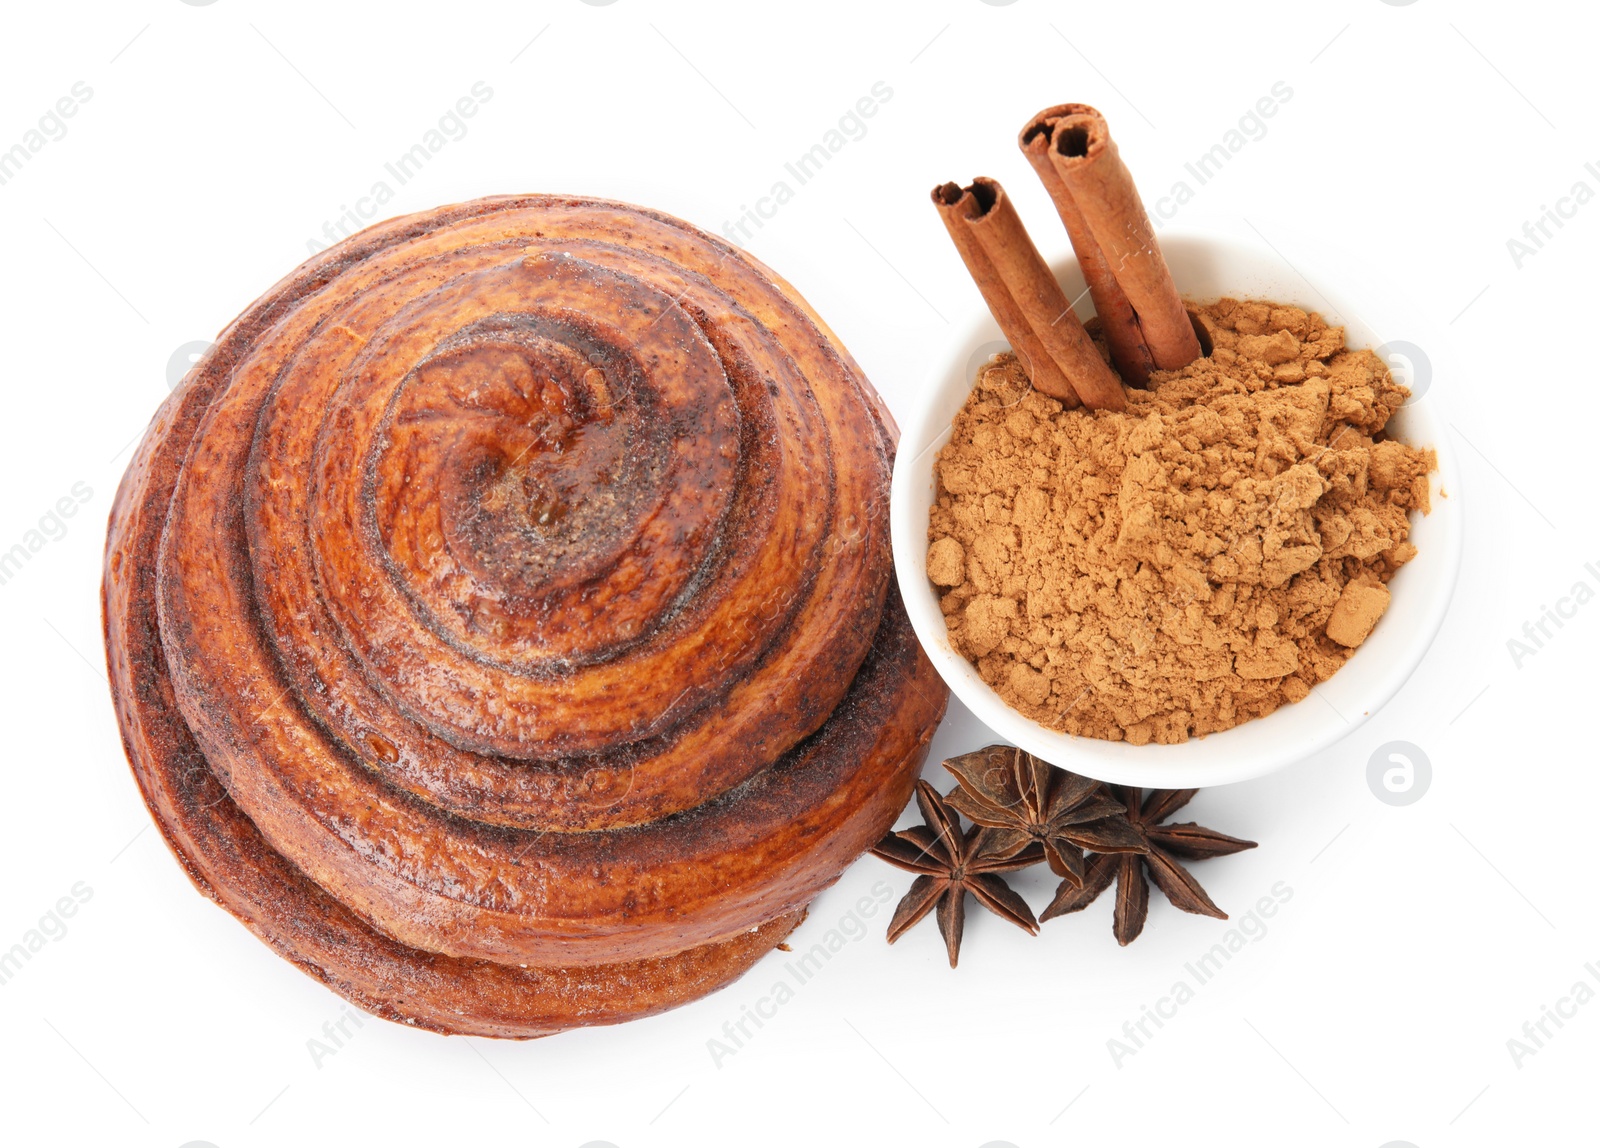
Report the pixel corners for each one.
[1,1,1595,1145]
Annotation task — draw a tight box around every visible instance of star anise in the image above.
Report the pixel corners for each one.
[1040,786,1257,944]
[942,745,1145,886]
[871,779,1044,967]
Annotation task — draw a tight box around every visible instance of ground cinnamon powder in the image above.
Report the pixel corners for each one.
[928,299,1436,744]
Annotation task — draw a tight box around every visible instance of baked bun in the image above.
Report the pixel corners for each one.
[103,195,945,1037]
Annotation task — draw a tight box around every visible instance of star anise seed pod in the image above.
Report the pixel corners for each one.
[942,745,1145,886]
[1040,786,1257,945]
[870,779,1044,967]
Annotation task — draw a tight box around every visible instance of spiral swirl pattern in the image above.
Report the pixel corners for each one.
[103,196,946,1037]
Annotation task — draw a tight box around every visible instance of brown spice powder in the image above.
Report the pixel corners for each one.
[928,298,1436,745]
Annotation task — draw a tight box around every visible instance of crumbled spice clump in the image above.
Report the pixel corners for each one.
[928,298,1436,744]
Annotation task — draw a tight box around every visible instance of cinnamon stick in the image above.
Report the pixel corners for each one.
[1020,104,1155,386]
[932,178,1125,411]
[1021,104,1201,374]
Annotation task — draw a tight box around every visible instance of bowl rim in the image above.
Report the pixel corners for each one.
[889,226,1465,787]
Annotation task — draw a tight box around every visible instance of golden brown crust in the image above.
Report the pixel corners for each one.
[103,195,947,1034]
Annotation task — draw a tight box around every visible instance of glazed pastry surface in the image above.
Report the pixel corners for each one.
[103,195,946,1036]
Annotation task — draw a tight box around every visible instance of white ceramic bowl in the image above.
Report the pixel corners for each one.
[890,229,1463,787]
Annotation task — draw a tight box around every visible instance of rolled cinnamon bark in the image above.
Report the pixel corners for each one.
[1026,105,1201,374]
[933,179,1125,411]
[1020,105,1156,386]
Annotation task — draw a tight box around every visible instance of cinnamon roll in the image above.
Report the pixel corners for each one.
[103,195,945,1037]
